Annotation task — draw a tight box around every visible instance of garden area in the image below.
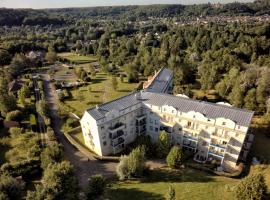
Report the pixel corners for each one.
[62,72,139,115]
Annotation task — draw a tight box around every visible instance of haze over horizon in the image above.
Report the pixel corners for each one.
[0,0,254,9]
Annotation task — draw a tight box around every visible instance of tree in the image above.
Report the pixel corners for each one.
[166,185,176,200]
[37,100,50,118]
[111,76,118,91]
[42,161,78,200]
[157,131,170,158]
[235,173,267,200]
[45,46,57,63]
[244,88,257,111]
[0,174,23,200]
[41,142,63,169]
[6,110,23,121]
[9,54,28,77]
[87,175,106,200]
[228,79,244,107]
[0,49,12,66]
[166,146,183,168]
[116,146,146,180]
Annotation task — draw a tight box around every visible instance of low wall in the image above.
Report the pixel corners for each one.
[65,127,120,162]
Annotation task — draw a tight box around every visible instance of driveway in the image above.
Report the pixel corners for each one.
[41,72,166,189]
[42,73,117,188]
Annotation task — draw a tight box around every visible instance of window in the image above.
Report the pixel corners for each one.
[188,121,192,127]
[238,125,241,129]
[163,108,166,112]
[150,118,153,124]
[155,120,158,125]
[222,122,226,125]
[155,127,159,132]
[172,110,174,114]
[150,126,153,131]
[101,126,104,130]
[222,141,227,145]
[103,141,107,146]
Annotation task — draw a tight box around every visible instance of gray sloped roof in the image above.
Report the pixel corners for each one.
[146,68,173,93]
[87,92,141,120]
[87,90,254,127]
[141,91,254,127]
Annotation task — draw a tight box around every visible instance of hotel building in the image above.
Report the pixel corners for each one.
[80,68,254,172]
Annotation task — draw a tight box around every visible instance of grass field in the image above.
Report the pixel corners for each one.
[58,52,97,64]
[104,169,237,200]
[63,73,138,115]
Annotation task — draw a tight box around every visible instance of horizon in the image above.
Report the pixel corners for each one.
[0,0,254,9]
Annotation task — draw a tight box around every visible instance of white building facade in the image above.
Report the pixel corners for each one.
[80,69,254,172]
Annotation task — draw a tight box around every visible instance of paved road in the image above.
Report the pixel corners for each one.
[42,72,166,189]
[42,73,117,189]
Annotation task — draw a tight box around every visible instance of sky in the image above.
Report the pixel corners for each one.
[0,0,254,9]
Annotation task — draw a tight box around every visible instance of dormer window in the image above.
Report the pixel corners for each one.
[222,122,226,125]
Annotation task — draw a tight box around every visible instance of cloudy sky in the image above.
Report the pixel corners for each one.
[0,0,254,9]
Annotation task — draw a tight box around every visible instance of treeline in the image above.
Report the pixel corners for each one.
[0,8,66,26]
[1,0,270,26]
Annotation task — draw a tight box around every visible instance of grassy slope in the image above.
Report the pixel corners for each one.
[104,169,237,200]
[58,52,97,64]
[63,73,138,115]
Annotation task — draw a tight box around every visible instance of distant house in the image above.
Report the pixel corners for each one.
[26,51,45,61]
[8,80,24,94]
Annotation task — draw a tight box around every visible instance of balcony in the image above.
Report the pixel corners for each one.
[210,143,226,149]
[183,133,198,142]
[182,144,197,149]
[136,114,146,121]
[136,125,146,135]
[109,122,125,133]
[111,137,125,147]
[136,120,146,126]
[208,150,224,158]
[110,130,124,140]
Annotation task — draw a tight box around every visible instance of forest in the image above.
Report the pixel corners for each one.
[0,0,270,26]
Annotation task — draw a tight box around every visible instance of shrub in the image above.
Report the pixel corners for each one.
[116,146,146,180]
[9,127,23,137]
[6,110,23,121]
[0,174,23,200]
[235,173,267,200]
[166,146,183,169]
[116,156,129,180]
[166,185,175,200]
[157,131,170,158]
[87,175,106,200]
[84,76,92,82]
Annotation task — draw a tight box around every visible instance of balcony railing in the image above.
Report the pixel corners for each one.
[136,114,146,121]
[111,137,125,147]
[111,130,124,140]
[183,133,198,141]
[208,150,224,158]
[210,143,226,149]
[136,120,146,126]
[182,143,197,149]
[109,123,125,133]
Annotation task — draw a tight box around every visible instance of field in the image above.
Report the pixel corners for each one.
[63,73,138,115]
[58,52,97,64]
[104,169,237,200]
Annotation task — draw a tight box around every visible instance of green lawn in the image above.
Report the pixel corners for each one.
[58,52,97,64]
[104,169,237,200]
[63,73,138,115]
